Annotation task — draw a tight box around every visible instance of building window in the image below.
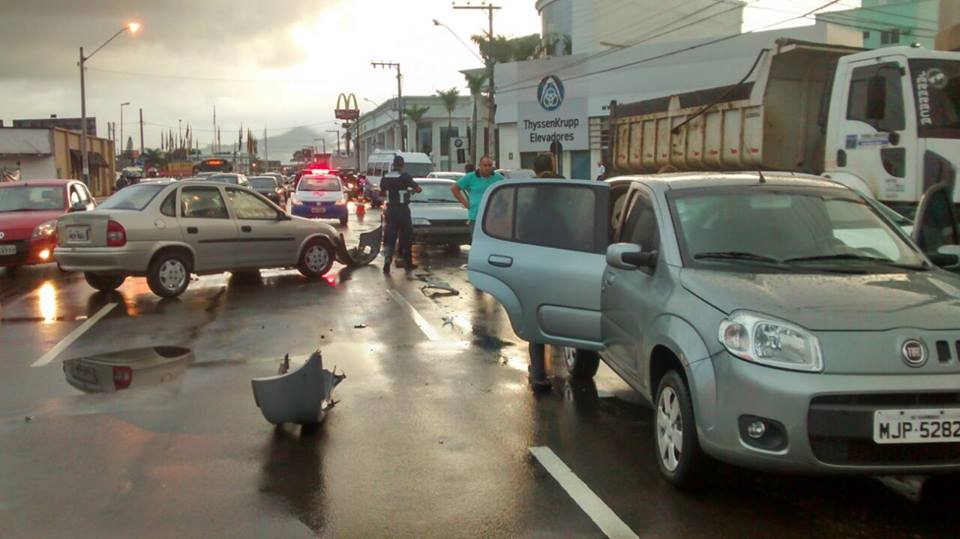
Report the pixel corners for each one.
[418,122,433,154]
[881,28,900,45]
[863,31,871,40]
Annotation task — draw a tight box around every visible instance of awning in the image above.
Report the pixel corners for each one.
[69,150,108,168]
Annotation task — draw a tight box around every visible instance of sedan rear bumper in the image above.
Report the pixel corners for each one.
[54,245,154,274]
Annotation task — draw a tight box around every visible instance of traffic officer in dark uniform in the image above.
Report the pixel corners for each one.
[380,155,422,274]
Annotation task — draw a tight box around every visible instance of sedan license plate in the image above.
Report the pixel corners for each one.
[0,244,15,256]
[311,206,325,214]
[874,408,960,444]
[67,226,90,242]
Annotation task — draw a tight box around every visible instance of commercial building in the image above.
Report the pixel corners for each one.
[938,0,960,50]
[818,0,940,49]
[0,127,116,197]
[12,115,97,136]
[357,94,489,173]
[495,0,863,179]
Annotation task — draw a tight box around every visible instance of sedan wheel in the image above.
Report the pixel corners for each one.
[563,347,600,379]
[148,253,191,298]
[298,240,335,278]
[653,370,707,489]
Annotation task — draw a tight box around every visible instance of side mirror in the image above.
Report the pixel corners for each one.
[928,252,960,268]
[606,243,657,270]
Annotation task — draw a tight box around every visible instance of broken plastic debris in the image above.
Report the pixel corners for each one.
[251,350,346,426]
[420,278,459,297]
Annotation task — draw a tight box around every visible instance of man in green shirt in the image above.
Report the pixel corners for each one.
[451,155,503,226]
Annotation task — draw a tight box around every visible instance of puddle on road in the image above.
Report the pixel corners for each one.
[63,346,194,394]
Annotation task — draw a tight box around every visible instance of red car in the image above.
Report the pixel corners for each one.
[0,180,96,271]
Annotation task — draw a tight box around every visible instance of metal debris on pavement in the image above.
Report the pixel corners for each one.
[251,350,346,426]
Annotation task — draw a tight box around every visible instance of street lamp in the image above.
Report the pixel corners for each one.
[119,102,130,158]
[79,21,141,186]
[432,19,484,62]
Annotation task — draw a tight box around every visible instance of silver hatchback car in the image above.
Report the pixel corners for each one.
[468,172,960,488]
[55,180,347,298]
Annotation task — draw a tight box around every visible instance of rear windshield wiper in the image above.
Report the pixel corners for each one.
[694,251,784,264]
[784,253,928,271]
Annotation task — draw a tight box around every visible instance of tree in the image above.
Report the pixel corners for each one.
[404,105,430,153]
[539,33,572,57]
[436,88,460,170]
[471,33,544,63]
[142,148,167,169]
[463,73,486,164]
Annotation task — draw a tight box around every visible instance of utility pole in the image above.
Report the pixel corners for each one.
[453,2,500,165]
[119,102,129,160]
[139,108,144,157]
[178,119,182,151]
[264,126,268,167]
[371,61,405,151]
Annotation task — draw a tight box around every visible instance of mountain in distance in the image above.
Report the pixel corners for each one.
[202,126,325,162]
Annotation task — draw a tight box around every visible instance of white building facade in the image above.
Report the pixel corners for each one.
[496,1,863,179]
[358,95,489,173]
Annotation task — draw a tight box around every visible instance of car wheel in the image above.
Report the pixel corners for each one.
[654,370,707,490]
[563,347,600,379]
[147,253,191,298]
[298,239,335,278]
[83,272,126,292]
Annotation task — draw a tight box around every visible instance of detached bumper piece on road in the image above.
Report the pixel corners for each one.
[251,351,345,425]
[336,226,382,267]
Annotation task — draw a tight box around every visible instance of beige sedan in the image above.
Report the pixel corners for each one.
[55,180,343,298]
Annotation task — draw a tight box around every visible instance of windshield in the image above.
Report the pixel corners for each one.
[0,186,65,212]
[250,178,277,189]
[299,177,340,191]
[405,163,434,177]
[202,174,239,184]
[911,59,960,138]
[412,183,459,203]
[668,187,925,272]
[99,184,165,211]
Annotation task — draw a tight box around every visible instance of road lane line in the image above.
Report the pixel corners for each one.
[387,289,443,341]
[528,446,639,539]
[31,302,118,367]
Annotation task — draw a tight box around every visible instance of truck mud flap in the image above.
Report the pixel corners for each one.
[335,226,382,267]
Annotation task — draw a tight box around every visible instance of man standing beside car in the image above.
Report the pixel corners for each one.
[451,155,503,231]
[380,155,422,273]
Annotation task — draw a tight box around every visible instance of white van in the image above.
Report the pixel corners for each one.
[365,151,435,206]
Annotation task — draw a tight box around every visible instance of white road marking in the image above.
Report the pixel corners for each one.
[528,446,640,539]
[31,303,118,367]
[387,289,443,341]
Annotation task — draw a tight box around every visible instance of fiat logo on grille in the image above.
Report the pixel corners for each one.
[901,340,927,367]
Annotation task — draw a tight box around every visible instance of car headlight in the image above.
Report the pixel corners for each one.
[718,311,823,372]
[412,217,431,226]
[32,220,57,239]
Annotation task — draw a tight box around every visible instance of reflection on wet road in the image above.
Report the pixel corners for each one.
[0,209,958,537]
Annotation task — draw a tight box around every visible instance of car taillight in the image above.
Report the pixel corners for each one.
[106,220,126,247]
[113,366,133,390]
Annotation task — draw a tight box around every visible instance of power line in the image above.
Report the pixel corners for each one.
[86,66,326,84]
[497,0,844,94]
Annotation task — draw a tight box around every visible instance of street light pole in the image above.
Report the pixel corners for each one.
[453,3,499,165]
[371,62,405,151]
[119,102,129,159]
[79,22,140,186]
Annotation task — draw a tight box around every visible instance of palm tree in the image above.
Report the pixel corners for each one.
[142,148,167,170]
[436,88,460,170]
[463,73,486,164]
[404,105,429,153]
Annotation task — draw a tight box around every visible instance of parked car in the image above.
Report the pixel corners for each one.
[249,175,286,206]
[54,180,341,298]
[468,172,960,489]
[409,179,471,246]
[287,175,348,226]
[198,173,250,187]
[426,171,464,181]
[0,179,96,271]
[495,169,536,180]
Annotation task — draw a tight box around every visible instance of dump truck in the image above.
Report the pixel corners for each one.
[608,39,960,215]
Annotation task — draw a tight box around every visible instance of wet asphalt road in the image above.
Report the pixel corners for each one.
[1,206,958,538]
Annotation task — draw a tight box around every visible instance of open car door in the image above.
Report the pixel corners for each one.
[467,179,609,350]
[913,181,960,270]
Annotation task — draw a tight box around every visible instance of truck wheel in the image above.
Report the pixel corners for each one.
[84,272,126,292]
[298,239,335,278]
[147,253,191,298]
[563,347,600,379]
[654,370,707,490]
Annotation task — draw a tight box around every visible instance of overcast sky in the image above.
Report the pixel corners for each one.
[0,0,857,149]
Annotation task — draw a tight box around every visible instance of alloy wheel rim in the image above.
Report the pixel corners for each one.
[563,347,577,370]
[656,386,683,472]
[306,245,329,273]
[158,259,186,291]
